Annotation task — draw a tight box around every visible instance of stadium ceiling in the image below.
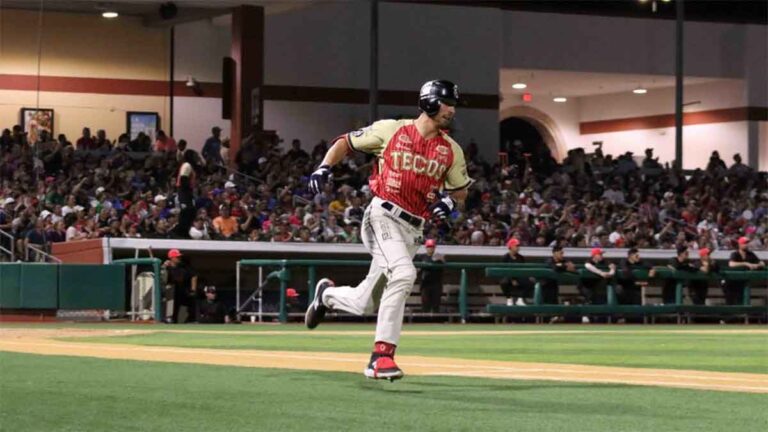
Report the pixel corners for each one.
[1,0,766,25]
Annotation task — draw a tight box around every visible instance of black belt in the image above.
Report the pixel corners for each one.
[381,201,424,228]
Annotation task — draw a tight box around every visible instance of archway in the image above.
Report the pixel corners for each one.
[499,106,568,163]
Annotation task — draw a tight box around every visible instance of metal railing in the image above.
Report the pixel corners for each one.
[0,229,14,261]
[26,244,62,263]
[485,267,768,307]
[236,259,544,323]
[235,259,767,324]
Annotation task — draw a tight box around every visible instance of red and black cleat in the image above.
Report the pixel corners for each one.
[364,353,404,381]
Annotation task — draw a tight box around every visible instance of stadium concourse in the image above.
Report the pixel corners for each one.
[1,123,767,263]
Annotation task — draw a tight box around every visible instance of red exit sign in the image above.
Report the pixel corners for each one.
[522,93,533,102]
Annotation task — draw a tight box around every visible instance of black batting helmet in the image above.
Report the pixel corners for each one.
[418,80,459,116]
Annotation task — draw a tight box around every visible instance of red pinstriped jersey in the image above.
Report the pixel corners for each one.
[346,119,472,218]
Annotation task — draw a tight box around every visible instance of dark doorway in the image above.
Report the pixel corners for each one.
[500,117,556,176]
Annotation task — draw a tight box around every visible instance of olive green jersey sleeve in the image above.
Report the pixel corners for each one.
[443,137,473,191]
[346,119,402,156]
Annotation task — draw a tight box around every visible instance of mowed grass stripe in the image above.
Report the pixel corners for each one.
[63,331,768,374]
[4,322,767,333]
[1,352,766,432]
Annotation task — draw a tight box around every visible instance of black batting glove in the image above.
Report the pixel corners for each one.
[429,195,455,220]
[309,165,332,194]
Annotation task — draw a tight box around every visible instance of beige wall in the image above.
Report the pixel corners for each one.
[1,9,169,79]
[0,89,170,142]
[0,8,170,139]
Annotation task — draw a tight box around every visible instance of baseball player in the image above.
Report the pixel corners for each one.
[305,80,472,381]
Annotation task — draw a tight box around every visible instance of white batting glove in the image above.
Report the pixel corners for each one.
[308,165,332,194]
[430,196,455,220]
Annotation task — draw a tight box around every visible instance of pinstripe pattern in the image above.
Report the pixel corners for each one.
[372,124,455,218]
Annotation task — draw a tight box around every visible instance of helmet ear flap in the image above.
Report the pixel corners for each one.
[418,97,441,117]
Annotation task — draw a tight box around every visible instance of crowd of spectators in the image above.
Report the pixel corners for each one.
[1,122,766,261]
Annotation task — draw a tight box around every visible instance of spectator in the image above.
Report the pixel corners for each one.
[725,237,766,305]
[198,286,228,324]
[285,139,309,163]
[24,218,48,261]
[499,238,532,306]
[582,247,616,305]
[706,151,727,174]
[129,132,151,152]
[163,249,198,323]
[189,217,210,240]
[94,129,110,150]
[690,248,719,305]
[542,245,576,305]
[76,127,94,150]
[212,205,239,239]
[202,126,223,166]
[617,248,654,305]
[663,245,698,305]
[154,130,177,153]
[416,239,445,313]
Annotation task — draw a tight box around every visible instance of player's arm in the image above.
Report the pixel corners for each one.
[309,121,390,194]
[443,140,473,210]
[448,188,468,209]
[319,136,351,168]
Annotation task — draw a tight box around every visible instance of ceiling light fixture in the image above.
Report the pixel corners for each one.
[633,87,648,94]
[553,97,567,103]
[102,11,119,18]
[512,83,527,90]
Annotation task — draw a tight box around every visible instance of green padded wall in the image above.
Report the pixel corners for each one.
[0,264,22,308]
[19,264,59,308]
[58,265,125,310]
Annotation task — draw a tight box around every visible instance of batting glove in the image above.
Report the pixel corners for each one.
[308,165,332,194]
[429,195,455,220]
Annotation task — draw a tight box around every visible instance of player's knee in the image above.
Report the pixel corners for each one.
[390,265,417,289]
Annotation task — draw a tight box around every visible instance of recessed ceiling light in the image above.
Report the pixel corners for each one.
[102,11,119,19]
[633,87,648,94]
[553,97,567,103]
[512,83,527,90]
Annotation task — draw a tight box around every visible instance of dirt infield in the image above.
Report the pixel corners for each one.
[1,328,766,394]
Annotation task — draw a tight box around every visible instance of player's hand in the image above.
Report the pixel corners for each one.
[308,165,332,194]
[429,195,455,220]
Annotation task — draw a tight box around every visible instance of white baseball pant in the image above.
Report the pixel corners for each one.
[322,196,422,345]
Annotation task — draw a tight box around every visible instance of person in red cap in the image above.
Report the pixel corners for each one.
[163,249,199,323]
[689,248,720,306]
[500,238,532,306]
[416,239,445,313]
[582,247,616,306]
[725,237,765,305]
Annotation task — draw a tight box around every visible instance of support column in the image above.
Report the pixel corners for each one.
[369,0,379,123]
[230,5,264,166]
[744,26,767,170]
[674,0,684,169]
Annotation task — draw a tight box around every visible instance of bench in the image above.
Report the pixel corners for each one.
[484,267,768,323]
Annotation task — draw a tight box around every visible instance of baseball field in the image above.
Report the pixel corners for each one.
[1,324,766,432]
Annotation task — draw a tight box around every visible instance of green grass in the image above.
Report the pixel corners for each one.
[65,327,768,374]
[2,322,762,332]
[1,352,766,432]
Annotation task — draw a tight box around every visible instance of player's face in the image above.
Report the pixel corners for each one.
[435,101,455,128]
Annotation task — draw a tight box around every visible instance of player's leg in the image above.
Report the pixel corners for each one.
[306,206,387,328]
[323,261,386,315]
[373,236,419,345]
[365,211,420,380]
[323,204,390,314]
